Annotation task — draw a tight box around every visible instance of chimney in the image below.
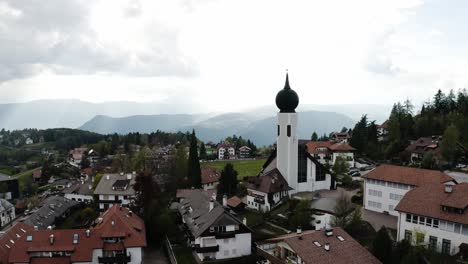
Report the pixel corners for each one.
[47,226,52,230]
[86,229,90,237]
[223,195,227,207]
[242,217,247,226]
[209,199,214,212]
[34,226,38,230]
[325,227,333,237]
[445,183,454,193]
[49,234,54,245]
[297,226,302,234]
[324,243,330,251]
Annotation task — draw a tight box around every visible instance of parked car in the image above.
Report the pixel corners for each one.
[350,171,361,177]
[456,163,467,169]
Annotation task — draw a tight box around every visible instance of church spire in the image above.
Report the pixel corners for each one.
[284,70,290,90]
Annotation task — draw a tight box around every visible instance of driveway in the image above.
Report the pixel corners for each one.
[361,208,397,231]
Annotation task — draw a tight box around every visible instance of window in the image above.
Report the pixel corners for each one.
[209,227,214,233]
[429,236,437,250]
[454,223,461,234]
[441,239,451,255]
[297,148,308,183]
[232,249,237,255]
[315,163,326,181]
[433,219,439,228]
[404,230,412,242]
[287,125,291,137]
[224,250,229,256]
[406,214,411,223]
[426,218,432,227]
[415,232,425,244]
[73,234,79,245]
[277,125,280,136]
[26,235,32,242]
[412,215,418,224]
[419,217,425,225]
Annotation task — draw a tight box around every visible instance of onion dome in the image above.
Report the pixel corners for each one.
[275,72,299,113]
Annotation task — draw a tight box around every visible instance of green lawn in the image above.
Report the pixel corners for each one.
[203,159,266,180]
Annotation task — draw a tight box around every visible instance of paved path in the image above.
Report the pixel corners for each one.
[361,208,397,231]
[143,246,169,264]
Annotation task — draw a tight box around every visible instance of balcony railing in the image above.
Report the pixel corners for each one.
[98,254,131,263]
[194,244,220,253]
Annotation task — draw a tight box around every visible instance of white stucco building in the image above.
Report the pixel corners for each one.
[0,199,15,227]
[306,141,356,167]
[94,173,137,210]
[362,164,454,216]
[245,168,290,212]
[177,190,252,262]
[395,182,468,256]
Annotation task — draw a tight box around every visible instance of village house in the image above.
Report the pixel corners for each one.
[377,120,389,142]
[7,205,146,264]
[306,140,356,167]
[362,164,454,216]
[94,172,137,211]
[23,196,81,230]
[244,168,290,212]
[330,132,351,143]
[217,142,236,160]
[201,166,221,191]
[256,227,381,264]
[238,146,252,159]
[176,189,252,262]
[63,177,94,203]
[69,147,89,166]
[0,173,19,199]
[405,136,443,164]
[0,199,15,227]
[395,182,468,257]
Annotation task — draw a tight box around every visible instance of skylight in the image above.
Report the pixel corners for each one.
[337,235,345,241]
[26,235,33,242]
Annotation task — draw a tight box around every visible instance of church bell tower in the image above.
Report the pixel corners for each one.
[275,72,299,192]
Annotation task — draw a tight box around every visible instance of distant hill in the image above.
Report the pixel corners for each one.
[0,99,391,130]
[79,110,356,146]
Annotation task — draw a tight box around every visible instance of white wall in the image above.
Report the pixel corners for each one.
[64,193,93,203]
[277,113,298,194]
[215,233,251,260]
[312,213,333,230]
[332,152,354,167]
[295,159,331,193]
[246,189,270,212]
[397,212,468,256]
[364,179,412,216]
[127,247,143,264]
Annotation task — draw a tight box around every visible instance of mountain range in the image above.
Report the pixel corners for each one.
[0,99,392,146]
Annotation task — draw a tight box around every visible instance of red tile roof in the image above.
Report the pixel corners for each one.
[395,183,468,225]
[245,168,290,194]
[201,166,221,184]
[262,228,381,264]
[8,206,146,263]
[405,136,442,154]
[227,196,243,208]
[82,168,93,176]
[33,169,42,179]
[362,164,453,186]
[0,223,33,264]
[306,141,355,154]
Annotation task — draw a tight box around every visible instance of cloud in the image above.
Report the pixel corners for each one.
[0,0,197,83]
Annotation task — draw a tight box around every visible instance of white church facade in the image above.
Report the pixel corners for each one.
[254,74,335,196]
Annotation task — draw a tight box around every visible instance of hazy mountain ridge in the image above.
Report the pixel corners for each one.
[80,111,356,146]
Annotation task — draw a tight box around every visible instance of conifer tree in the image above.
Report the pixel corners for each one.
[187,129,201,188]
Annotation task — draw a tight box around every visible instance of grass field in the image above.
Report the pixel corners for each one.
[202,159,266,180]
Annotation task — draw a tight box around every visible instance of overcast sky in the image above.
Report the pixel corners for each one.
[0,0,467,113]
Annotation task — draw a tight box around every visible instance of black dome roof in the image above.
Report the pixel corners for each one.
[275,73,299,113]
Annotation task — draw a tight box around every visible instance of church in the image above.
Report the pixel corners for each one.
[259,73,335,195]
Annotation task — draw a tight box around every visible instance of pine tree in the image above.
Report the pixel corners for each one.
[372,227,393,263]
[217,163,238,197]
[311,132,318,141]
[441,125,460,164]
[187,129,201,188]
[199,143,207,160]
